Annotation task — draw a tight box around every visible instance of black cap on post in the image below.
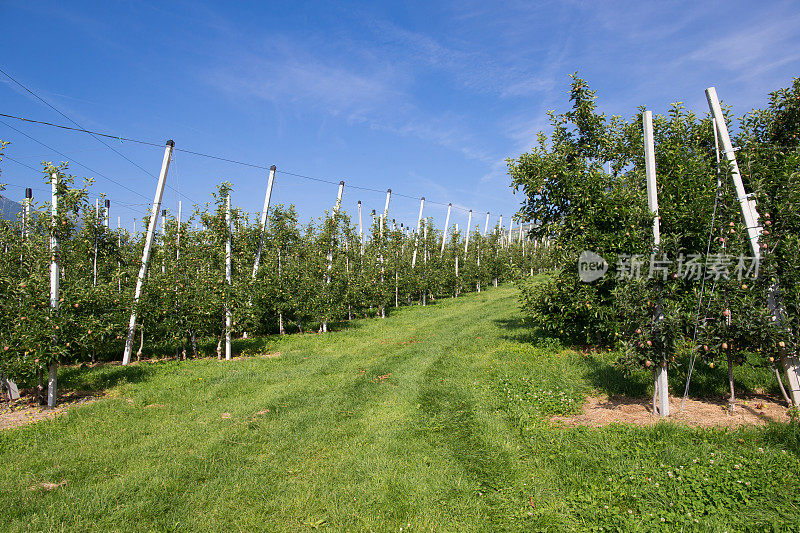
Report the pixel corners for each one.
[339,180,345,186]
[166,140,175,147]
[387,188,391,193]
[105,199,111,209]
[162,209,167,217]
[421,196,425,201]
[25,188,32,199]
[270,165,276,171]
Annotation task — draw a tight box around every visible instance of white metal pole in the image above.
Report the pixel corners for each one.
[412,197,424,268]
[498,214,504,249]
[335,181,345,215]
[324,182,344,332]
[93,199,99,286]
[123,140,174,365]
[252,165,276,278]
[23,188,32,239]
[48,171,59,407]
[440,202,451,256]
[104,199,110,228]
[643,111,661,247]
[117,216,122,294]
[518,223,523,243]
[225,193,232,361]
[464,210,472,254]
[358,200,364,254]
[455,222,459,289]
[483,212,490,236]
[508,218,514,248]
[643,110,668,417]
[705,87,760,259]
[383,188,391,220]
[161,209,167,274]
[708,88,799,405]
[176,201,182,261]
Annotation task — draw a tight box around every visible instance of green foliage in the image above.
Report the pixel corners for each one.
[510,74,800,383]
[0,155,546,382]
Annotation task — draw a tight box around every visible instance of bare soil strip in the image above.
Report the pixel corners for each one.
[553,394,790,427]
[0,391,101,430]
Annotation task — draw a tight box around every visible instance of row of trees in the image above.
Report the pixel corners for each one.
[509,75,800,410]
[0,164,555,400]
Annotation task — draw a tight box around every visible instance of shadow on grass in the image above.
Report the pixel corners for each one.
[59,363,155,393]
[579,353,649,398]
[494,316,556,346]
[493,309,787,403]
[494,315,650,398]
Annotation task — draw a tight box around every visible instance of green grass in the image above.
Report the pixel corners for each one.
[2,285,799,531]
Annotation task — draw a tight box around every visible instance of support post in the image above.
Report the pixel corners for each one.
[358,200,364,254]
[412,197,424,268]
[225,193,232,360]
[440,203,451,257]
[117,216,122,293]
[93,199,99,286]
[176,201,182,261]
[252,165,276,278]
[122,140,175,365]
[104,199,110,228]
[324,181,344,331]
[383,189,391,220]
[464,209,472,254]
[48,171,59,407]
[483,212,490,236]
[23,188,32,239]
[644,110,668,417]
[161,209,167,274]
[335,181,345,215]
[707,87,800,405]
[705,88,760,259]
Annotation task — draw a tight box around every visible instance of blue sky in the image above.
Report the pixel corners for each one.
[0,0,798,231]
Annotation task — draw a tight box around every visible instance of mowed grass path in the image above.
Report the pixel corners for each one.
[2,285,800,532]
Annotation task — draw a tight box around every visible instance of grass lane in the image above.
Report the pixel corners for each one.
[1,288,527,531]
[1,284,799,531]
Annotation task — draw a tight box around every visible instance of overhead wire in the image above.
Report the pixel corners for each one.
[0,69,164,181]
[0,72,199,205]
[0,112,161,147]
[0,118,152,201]
[0,110,495,217]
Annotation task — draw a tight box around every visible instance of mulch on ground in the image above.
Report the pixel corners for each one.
[553,394,790,427]
[1,390,101,431]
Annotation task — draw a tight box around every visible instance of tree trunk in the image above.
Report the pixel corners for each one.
[136,326,144,361]
[727,353,736,412]
[652,369,658,415]
[773,365,791,406]
[37,369,46,406]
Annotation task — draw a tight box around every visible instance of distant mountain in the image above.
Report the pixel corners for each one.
[0,195,23,221]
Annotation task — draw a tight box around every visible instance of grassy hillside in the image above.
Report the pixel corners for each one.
[2,284,799,531]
